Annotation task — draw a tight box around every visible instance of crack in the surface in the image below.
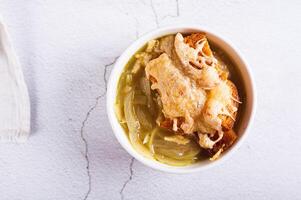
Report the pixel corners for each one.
[80,102,95,200]
[80,57,118,200]
[150,0,159,28]
[104,57,119,91]
[120,158,135,200]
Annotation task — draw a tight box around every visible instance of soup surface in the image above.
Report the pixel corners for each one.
[115,33,241,166]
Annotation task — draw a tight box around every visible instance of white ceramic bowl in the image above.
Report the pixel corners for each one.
[107,26,256,173]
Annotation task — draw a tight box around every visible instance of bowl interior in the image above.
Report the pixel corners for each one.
[107,27,256,173]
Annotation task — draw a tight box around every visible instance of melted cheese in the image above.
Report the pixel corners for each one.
[145,53,206,133]
[203,81,232,129]
[174,33,200,67]
[174,33,218,69]
[199,67,221,89]
[174,33,220,88]
[145,33,238,149]
[197,81,234,149]
[198,133,217,149]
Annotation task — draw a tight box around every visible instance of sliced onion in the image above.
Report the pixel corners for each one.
[139,77,155,115]
[154,154,195,166]
[135,104,153,131]
[124,90,152,158]
[133,94,148,105]
[149,128,201,162]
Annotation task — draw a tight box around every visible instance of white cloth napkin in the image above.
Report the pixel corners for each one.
[0,18,30,142]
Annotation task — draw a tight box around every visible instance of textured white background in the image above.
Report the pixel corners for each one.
[0,0,301,199]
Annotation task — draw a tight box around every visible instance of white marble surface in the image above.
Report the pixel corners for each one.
[0,0,301,199]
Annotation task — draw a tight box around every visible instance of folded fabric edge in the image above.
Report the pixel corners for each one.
[0,129,30,143]
[0,16,31,142]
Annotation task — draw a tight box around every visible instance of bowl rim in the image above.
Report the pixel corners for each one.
[106,25,257,173]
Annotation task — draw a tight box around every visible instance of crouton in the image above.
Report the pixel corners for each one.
[206,129,237,157]
[184,33,213,57]
[220,80,240,131]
